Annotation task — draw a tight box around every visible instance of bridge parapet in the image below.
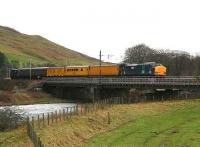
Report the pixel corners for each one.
[43,76,200,88]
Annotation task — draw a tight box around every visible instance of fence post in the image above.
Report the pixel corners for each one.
[47,113,49,126]
[59,110,61,122]
[38,115,40,129]
[94,103,96,112]
[63,109,65,121]
[55,110,58,123]
[67,107,69,119]
[51,112,54,124]
[76,105,78,115]
[80,105,82,115]
[107,112,111,124]
[74,106,76,115]
[32,116,34,129]
[27,117,30,136]
[84,105,87,115]
[42,113,45,127]
[70,107,72,119]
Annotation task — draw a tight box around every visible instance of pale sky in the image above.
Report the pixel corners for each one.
[1,0,200,63]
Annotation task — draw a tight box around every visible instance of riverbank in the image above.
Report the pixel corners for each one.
[0,90,69,106]
[1,99,199,147]
[36,100,197,147]
[0,79,69,106]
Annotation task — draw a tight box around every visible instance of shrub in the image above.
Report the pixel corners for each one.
[0,108,23,131]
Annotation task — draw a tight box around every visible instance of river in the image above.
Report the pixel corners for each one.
[0,103,76,119]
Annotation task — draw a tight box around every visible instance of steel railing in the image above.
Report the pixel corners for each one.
[42,76,200,86]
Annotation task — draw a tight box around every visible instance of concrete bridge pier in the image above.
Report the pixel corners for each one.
[55,86,64,98]
[90,86,101,102]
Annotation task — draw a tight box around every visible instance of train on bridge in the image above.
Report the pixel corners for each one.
[10,62,166,79]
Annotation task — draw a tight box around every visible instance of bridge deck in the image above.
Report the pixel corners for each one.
[43,76,200,89]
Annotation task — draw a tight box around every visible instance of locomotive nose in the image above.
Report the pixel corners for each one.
[154,65,167,76]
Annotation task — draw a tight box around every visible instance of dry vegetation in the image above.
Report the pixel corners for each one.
[35,100,188,147]
[0,100,198,147]
[0,126,33,147]
[0,79,65,106]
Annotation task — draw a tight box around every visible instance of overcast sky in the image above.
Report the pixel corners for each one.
[1,0,200,62]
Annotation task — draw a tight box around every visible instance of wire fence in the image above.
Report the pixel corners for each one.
[27,118,44,147]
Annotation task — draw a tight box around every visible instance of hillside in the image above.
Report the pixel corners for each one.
[0,26,99,66]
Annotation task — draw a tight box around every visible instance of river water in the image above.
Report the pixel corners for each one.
[0,103,76,119]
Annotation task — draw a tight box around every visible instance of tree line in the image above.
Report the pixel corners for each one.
[123,44,200,76]
[0,52,8,78]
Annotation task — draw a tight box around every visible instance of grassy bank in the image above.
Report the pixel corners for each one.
[86,100,200,146]
[0,126,33,147]
[35,100,196,147]
[0,79,69,106]
[0,90,69,106]
[1,100,200,147]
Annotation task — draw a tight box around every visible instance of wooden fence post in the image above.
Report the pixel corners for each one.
[80,105,82,115]
[107,112,111,124]
[42,113,45,127]
[32,116,34,129]
[66,107,69,119]
[27,117,30,136]
[51,112,54,124]
[47,113,49,126]
[76,105,79,115]
[88,104,90,113]
[74,106,76,115]
[59,110,61,122]
[38,115,40,129]
[84,105,87,115]
[55,110,58,123]
[69,107,72,119]
[63,109,65,121]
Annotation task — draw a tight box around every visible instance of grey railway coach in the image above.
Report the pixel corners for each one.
[10,67,48,79]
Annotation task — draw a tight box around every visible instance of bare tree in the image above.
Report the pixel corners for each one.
[123,44,199,76]
[123,44,157,63]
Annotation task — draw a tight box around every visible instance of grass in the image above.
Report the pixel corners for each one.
[34,100,194,147]
[86,100,200,147]
[1,100,200,147]
[0,25,99,66]
[0,126,33,147]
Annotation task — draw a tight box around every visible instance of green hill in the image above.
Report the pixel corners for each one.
[0,26,99,67]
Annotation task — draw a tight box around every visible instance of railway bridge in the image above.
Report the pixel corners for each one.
[42,76,200,101]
